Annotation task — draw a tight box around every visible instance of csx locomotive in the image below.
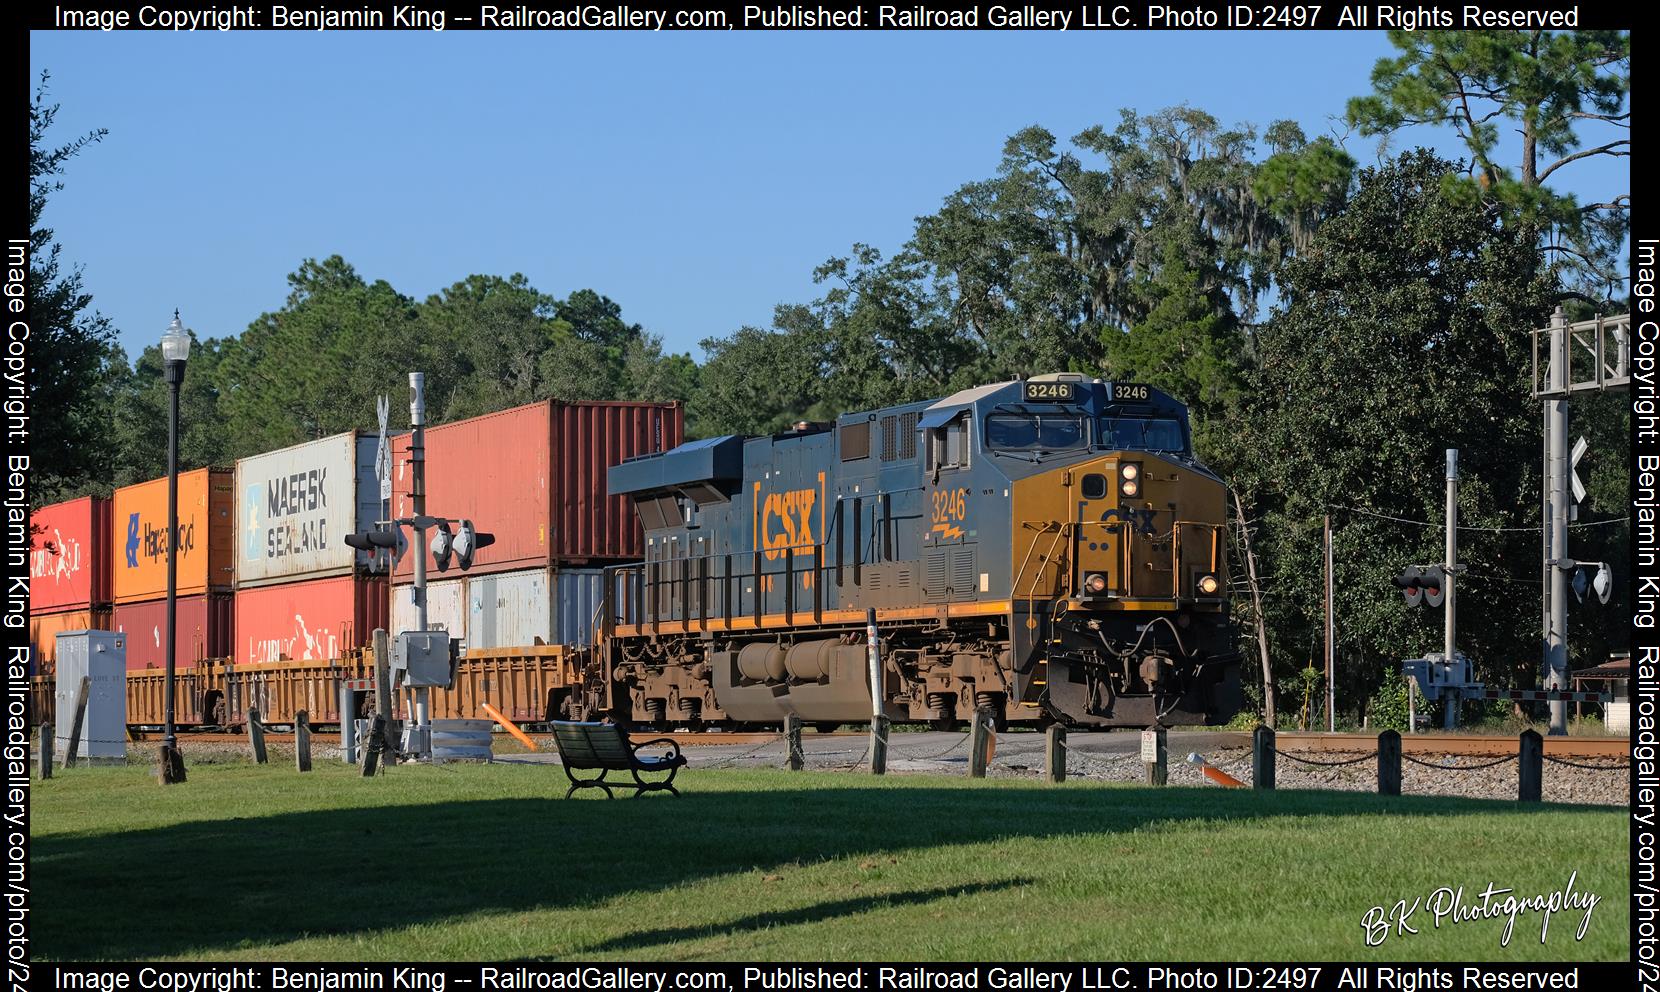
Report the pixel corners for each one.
[597,373,1242,729]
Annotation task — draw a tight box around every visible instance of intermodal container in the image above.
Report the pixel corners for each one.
[392,400,681,579]
[233,573,389,665]
[112,468,235,604]
[30,496,113,613]
[390,575,467,640]
[386,568,606,649]
[29,607,112,671]
[113,593,234,672]
[236,431,391,588]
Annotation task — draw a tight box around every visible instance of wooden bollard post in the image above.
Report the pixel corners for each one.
[784,714,804,771]
[247,707,269,764]
[37,723,51,780]
[63,676,90,768]
[1518,730,1543,803]
[295,710,312,772]
[361,714,386,777]
[1377,729,1402,796]
[968,708,992,778]
[1252,725,1275,790]
[868,716,889,775]
[1045,724,1066,783]
[372,628,398,766]
[1143,725,1168,785]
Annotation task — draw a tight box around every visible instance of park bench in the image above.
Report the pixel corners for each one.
[549,721,687,798]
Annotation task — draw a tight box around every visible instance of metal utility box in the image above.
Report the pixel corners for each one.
[54,630,127,760]
[392,630,455,688]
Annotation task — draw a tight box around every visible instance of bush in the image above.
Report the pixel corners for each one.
[1368,671,1414,733]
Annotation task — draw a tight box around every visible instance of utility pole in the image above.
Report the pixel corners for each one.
[1444,448,1458,731]
[408,372,431,758]
[1324,515,1334,732]
[1543,308,1571,735]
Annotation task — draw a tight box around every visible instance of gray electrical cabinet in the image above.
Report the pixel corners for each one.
[54,630,127,761]
[392,630,455,688]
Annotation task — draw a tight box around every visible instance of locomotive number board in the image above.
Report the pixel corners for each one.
[1023,381,1076,402]
[1111,382,1152,402]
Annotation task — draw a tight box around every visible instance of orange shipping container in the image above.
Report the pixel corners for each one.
[112,468,235,604]
[29,608,112,672]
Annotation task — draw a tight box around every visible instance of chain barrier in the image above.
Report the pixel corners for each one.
[1271,746,1377,768]
[693,733,790,769]
[1543,754,1631,772]
[1401,752,1517,771]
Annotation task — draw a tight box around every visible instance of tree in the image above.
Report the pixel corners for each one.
[1347,30,1631,299]
[29,72,124,501]
[1240,149,1558,713]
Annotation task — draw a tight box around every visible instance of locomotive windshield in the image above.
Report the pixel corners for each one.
[1099,416,1185,453]
[985,412,1088,453]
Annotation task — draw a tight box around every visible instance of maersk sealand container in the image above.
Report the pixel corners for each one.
[235,430,391,588]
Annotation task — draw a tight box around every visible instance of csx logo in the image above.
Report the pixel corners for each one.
[758,487,817,561]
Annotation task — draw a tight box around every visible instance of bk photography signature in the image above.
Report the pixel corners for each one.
[1362,871,1601,947]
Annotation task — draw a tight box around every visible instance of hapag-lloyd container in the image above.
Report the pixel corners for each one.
[113,594,234,672]
[236,431,390,588]
[29,496,113,613]
[29,607,112,671]
[392,400,681,579]
[388,567,605,649]
[112,468,235,604]
[233,573,389,665]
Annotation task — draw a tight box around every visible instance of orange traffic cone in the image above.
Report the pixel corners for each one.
[1187,751,1245,788]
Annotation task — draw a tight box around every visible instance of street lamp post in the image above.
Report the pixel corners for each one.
[160,310,191,784]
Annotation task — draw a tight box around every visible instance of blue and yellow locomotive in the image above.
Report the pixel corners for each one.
[599,373,1241,729]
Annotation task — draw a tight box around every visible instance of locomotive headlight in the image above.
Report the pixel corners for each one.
[1120,478,1140,498]
[1120,463,1139,481]
[1197,574,1220,596]
[1084,573,1108,595]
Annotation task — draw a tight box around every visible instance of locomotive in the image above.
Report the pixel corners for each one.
[596,373,1242,729]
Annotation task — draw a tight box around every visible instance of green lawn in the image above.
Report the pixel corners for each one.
[32,761,1628,962]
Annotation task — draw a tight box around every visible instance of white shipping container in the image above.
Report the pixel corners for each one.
[392,575,467,641]
[236,431,387,587]
[468,568,553,650]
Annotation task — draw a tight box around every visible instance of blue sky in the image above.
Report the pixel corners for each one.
[29,30,1628,363]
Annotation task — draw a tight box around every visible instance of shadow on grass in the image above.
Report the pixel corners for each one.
[34,775,1606,960]
[548,880,1028,958]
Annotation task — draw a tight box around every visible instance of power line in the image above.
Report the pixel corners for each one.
[1330,504,1627,533]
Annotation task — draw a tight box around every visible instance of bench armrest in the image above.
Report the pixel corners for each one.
[629,736,684,764]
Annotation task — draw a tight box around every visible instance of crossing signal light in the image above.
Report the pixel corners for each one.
[1573,562,1612,605]
[344,530,401,551]
[432,520,454,572]
[1392,565,1444,608]
[454,519,494,571]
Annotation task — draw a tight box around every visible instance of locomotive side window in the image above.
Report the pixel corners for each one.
[985,413,1087,453]
[927,413,970,471]
[1081,474,1108,500]
[1099,416,1185,453]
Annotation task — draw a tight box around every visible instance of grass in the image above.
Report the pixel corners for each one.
[32,761,1628,962]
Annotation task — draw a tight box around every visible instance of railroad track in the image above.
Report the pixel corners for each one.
[1273,731,1628,759]
[141,728,845,748]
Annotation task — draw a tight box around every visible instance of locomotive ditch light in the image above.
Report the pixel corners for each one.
[1083,573,1108,596]
[1197,574,1220,596]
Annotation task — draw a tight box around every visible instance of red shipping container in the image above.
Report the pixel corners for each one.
[393,400,681,579]
[113,594,234,672]
[29,497,113,612]
[234,574,389,666]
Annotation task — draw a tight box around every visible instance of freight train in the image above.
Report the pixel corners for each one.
[591,373,1241,729]
[28,377,1241,732]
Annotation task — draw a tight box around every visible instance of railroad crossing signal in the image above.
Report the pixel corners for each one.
[430,518,494,572]
[1392,564,1445,608]
[1569,560,1613,605]
[1570,435,1588,506]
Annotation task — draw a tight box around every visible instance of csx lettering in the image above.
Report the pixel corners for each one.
[760,488,816,560]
